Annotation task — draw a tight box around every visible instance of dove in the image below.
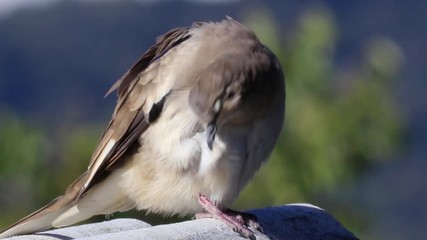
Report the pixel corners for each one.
[0,17,285,239]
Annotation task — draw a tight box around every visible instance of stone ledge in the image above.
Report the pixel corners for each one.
[4,204,358,240]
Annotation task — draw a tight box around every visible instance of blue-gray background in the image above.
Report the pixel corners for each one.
[0,1,425,239]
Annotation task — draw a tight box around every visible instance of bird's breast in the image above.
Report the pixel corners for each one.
[118,94,247,215]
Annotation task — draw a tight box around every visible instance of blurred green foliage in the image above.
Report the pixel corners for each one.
[0,112,47,226]
[236,7,404,237]
[0,6,403,239]
[239,6,403,203]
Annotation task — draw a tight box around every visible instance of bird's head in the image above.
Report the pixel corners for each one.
[189,49,283,149]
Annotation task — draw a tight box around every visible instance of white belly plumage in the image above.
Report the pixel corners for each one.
[119,95,248,216]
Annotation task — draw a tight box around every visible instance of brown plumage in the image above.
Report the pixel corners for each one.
[0,17,285,239]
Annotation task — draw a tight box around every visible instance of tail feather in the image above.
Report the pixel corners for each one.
[0,196,72,238]
[0,169,133,238]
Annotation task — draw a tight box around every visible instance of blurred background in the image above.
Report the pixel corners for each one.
[0,0,425,239]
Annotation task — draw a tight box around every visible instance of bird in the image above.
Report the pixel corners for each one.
[0,17,285,239]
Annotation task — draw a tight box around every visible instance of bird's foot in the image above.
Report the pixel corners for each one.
[196,194,262,239]
[225,209,263,232]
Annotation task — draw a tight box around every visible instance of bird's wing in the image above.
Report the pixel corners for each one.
[0,26,193,238]
[80,26,192,198]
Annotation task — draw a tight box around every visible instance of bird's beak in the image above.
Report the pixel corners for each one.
[206,122,217,150]
[206,96,225,150]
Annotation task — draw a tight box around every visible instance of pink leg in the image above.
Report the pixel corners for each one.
[196,194,260,239]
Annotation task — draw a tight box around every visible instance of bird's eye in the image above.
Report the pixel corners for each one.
[226,91,235,99]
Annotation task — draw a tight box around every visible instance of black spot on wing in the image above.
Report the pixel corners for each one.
[148,93,168,123]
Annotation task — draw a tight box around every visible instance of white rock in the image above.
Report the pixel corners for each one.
[3,204,358,240]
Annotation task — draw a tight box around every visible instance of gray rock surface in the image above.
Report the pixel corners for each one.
[4,204,358,240]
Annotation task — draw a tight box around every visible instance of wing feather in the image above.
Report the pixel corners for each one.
[0,23,200,238]
[78,27,192,199]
